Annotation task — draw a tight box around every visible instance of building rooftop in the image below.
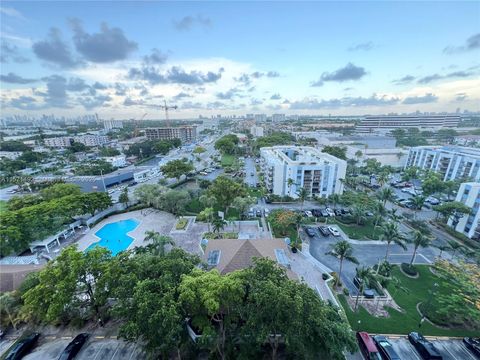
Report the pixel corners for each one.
[203,238,296,279]
[262,145,346,165]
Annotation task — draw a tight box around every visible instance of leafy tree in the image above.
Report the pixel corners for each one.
[325,240,359,287]
[432,201,471,221]
[207,176,246,214]
[431,260,480,329]
[407,230,431,265]
[80,192,112,217]
[134,184,165,207]
[214,134,239,155]
[254,132,293,149]
[74,160,116,176]
[0,292,20,330]
[447,240,464,259]
[402,166,420,181]
[321,145,347,160]
[193,146,206,153]
[354,150,363,160]
[0,140,29,152]
[7,194,43,211]
[380,222,406,260]
[232,196,255,220]
[269,209,296,236]
[22,246,112,324]
[410,195,426,219]
[212,217,227,237]
[157,190,191,215]
[351,204,366,225]
[99,147,121,157]
[422,172,445,196]
[198,207,215,231]
[161,159,194,179]
[40,183,81,201]
[354,266,384,311]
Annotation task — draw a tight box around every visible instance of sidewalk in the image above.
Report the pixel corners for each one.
[289,243,338,306]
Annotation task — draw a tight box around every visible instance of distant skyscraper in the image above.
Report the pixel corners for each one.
[272,114,286,122]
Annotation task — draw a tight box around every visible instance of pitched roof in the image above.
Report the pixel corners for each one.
[203,238,296,278]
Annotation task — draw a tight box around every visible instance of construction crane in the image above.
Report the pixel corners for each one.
[134,113,148,137]
[159,100,177,127]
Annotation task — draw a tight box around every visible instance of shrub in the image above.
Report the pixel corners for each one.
[343,288,350,296]
[401,263,418,276]
[175,218,189,230]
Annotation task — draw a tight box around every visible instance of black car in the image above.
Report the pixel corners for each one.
[305,227,316,237]
[58,333,89,360]
[408,332,443,360]
[373,335,401,360]
[463,337,480,358]
[5,332,40,360]
[311,209,322,217]
[318,226,330,237]
[256,209,262,217]
[340,208,350,215]
[334,209,342,216]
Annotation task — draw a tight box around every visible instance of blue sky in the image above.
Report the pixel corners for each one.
[1,1,479,118]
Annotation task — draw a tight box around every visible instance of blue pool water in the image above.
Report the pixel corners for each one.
[86,219,140,256]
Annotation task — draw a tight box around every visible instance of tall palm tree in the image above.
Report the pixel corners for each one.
[354,266,382,311]
[296,187,308,211]
[287,178,295,195]
[329,193,341,210]
[377,187,395,206]
[372,202,387,229]
[410,195,426,220]
[380,222,407,260]
[212,217,227,238]
[408,230,431,265]
[351,204,366,226]
[144,231,175,256]
[388,208,402,223]
[377,171,390,187]
[447,240,463,260]
[325,241,359,287]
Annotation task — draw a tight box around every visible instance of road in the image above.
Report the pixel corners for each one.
[244,157,258,187]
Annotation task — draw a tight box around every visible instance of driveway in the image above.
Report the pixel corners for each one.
[244,157,258,187]
[307,226,437,295]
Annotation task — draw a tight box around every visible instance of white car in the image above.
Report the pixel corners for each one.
[304,210,313,217]
[325,208,335,217]
[327,226,340,237]
[264,208,270,217]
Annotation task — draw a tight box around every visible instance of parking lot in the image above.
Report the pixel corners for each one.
[347,336,478,360]
[16,337,144,360]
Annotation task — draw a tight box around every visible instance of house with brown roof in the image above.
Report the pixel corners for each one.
[203,238,296,279]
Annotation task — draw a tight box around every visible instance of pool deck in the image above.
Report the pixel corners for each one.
[76,209,207,255]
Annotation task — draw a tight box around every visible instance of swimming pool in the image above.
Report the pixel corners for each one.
[86,219,140,256]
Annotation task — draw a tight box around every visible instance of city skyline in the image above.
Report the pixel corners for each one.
[1,1,479,118]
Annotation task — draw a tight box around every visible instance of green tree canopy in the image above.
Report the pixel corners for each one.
[161,159,194,179]
[321,145,347,160]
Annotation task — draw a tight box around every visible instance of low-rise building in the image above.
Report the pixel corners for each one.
[250,126,264,138]
[405,146,480,181]
[74,134,109,147]
[0,151,22,160]
[454,135,480,146]
[44,136,73,148]
[260,146,346,198]
[448,182,480,241]
[103,155,127,167]
[356,114,460,134]
[145,126,197,143]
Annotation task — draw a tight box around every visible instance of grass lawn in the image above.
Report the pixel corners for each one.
[246,187,265,198]
[332,218,380,240]
[338,265,479,337]
[270,223,298,242]
[0,200,7,212]
[221,154,235,167]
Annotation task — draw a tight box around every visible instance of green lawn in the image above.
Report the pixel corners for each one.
[0,200,7,212]
[338,265,479,337]
[332,218,380,240]
[221,154,235,167]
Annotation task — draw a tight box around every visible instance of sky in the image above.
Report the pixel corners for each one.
[0,1,479,119]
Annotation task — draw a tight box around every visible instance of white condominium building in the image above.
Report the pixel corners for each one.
[356,115,460,134]
[260,146,346,198]
[405,146,480,181]
[44,136,74,148]
[448,182,480,241]
[74,135,109,147]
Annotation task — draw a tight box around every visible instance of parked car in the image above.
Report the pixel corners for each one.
[320,209,329,217]
[408,332,443,360]
[463,337,480,357]
[264,208,270,217]
[256,209,262,217]
[356,332,383,360]
[340,208,350,215]
[5,332,40,360]
[372,335,401,360]
[426,196,440,205]
[365,211,374,217]
[327,226,340,237]
[318,226,330,237]
[312,209,322,217]
[248,208,255,218]
[334,209,342,216]
[58,333,89,360]
[325,207,335,217]
[305,227,316,237]
[304,210,313,217]
[363,289,375,299]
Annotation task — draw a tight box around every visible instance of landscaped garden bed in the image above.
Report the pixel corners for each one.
[337,265,479,337]
[175,218,189,230]
[203,232,238,239]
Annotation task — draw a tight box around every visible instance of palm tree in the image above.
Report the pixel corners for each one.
[144,231,175,256]
[354,266,381,311]
[329,193,341,210]
[296,187,308,211]
[447,240,463,260]
[351,204,366,226]
[372,202,386,229]
[388,208,402,223]
[212,217,227,238]
[325,241,359,287]
[377,187,395,206]
[355,150,363,162]
[410,195,426,220]
[377,172,390,187]
[380,222,407,260]
[287,178,295,195]
[408,230,432,265]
